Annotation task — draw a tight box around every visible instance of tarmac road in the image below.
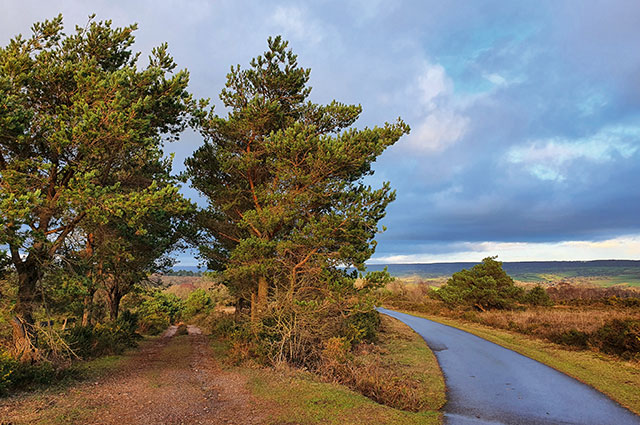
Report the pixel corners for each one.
[378,308,640,425]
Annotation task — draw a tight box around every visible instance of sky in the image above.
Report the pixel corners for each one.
[2,0,640,266]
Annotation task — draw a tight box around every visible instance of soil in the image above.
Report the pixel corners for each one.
[0,326,266,425]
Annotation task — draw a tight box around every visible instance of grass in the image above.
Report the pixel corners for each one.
[352,315,446,411]
[246,368,441,425]
[394,309,640,415]
[475,305,638,334]
[213,316,445,425]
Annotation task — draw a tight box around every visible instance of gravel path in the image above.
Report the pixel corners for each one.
[0,326,264,425]
[378,308,640,425]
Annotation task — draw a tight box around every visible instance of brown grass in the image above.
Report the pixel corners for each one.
[476,306,637,336]
[383,281,640,352]
[320,315,445,413]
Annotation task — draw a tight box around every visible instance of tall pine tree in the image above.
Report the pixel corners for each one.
[187,37,409,318]
[0,15,192,357]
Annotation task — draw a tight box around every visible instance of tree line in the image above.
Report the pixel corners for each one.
[0,15,408,365]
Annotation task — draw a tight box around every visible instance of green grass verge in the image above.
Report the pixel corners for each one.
[371,315,445,411]
[214,316,445,425]
[395,309,640,415]
[246,368,441,425]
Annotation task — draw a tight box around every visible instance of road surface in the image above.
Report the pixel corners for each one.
[378,308,640,425]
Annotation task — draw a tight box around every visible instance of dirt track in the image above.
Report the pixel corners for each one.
[0,326,264,425]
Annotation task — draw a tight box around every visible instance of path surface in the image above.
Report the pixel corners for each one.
[378,308,640,425]
[0,325,264,425]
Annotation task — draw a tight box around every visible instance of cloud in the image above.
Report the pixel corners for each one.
[370,234,640,263]
[402,61,470,153]
[507,126,640,181]
[483,73,507,86]
[270,6,325,45]
[4,0,640,264]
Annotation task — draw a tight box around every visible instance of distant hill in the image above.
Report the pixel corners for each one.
[364,260,640,287]
[171,260,640,287]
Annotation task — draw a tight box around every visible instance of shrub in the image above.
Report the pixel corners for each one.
[0,351,18,394]
[137,291,184,335]
[591,319,640,359]
[184,288,213,318]
[524,285,553,306]
[437,256,524,310]
[0,351,59,395]
[64,314,141,358]
[342,310,381,344]
[551,329,590,349]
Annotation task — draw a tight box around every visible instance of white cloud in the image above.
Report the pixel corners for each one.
[271,6,325,45]
[408,108,469,153]
[370,234,640,263]
[483,73,507,86]
[417,62,451,109]
[507,125,640,181]
[403,61,470,153]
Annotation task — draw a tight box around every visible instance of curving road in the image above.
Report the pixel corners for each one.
[378,308,640,425]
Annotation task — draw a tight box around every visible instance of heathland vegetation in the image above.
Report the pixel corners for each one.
[383,257,640,413]
[0,15,440,416]
[1,14,639,424]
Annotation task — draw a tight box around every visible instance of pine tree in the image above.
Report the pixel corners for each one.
[0,15,192,357]
[187,36,409,319]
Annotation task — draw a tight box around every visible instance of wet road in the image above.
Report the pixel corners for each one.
[378,308,640,425]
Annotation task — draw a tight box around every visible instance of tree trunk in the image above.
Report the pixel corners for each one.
[257,275,268,309]
[108,288,123,321]
[81,289,95,326]
[13,257,41,360]
[234,296,243,321]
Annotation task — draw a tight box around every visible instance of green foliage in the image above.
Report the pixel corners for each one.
[437,256,525,310]
[185,36,407,369]
[184,288,213,317]
[524,285,553,306]
[0,351,18,394]
[342,310,381,344]
[551,329,590,349]
[550,319,640,359]
[64,313,141,358]
[0,14,193,328]
[591,319,640,359]
[186,36,408,305]
[137,291,184,335]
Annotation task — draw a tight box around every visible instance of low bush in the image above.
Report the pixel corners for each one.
[137,291,184,335]
[184,288,213,318]
[64,313,141,358]
[0,351,18,394]
[342,309,381,344]
[524,285,553,306]
[550,329,590,349]
[0,350,61,395]
[591,319,640,359]
[437,256,524,310]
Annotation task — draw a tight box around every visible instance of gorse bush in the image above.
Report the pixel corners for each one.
[524,285,553,306]
[437,256,524,310]
[137,291,184,335]
[184,288,213,318]
[551,329,590,349]
[0,350,62,395]
[591,319,640,359]
[0,351,18,394]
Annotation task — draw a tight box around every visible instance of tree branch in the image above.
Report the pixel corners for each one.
[48,212,86,257]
